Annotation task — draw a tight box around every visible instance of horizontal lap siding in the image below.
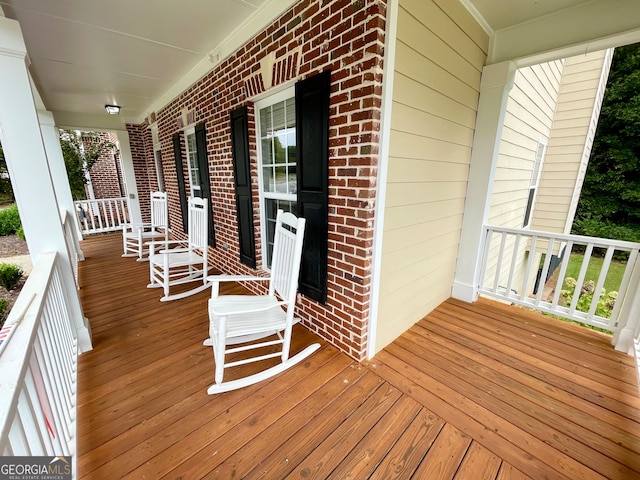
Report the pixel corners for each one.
[532,50,611,234]
[376,0,488,351]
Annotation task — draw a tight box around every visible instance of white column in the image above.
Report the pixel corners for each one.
[38,112,85,257]
[116,130,142,225]
[0,17,92,352]
[452,61,516,302]
[612,257,640,354]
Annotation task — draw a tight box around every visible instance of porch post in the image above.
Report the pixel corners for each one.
[0,17,92,352]
[452,61,516,302]
[38,111,85,257]
[116,130,143,225]
[612,257,640,354]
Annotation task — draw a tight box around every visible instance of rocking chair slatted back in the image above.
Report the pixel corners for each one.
[188,197,208,252]
[151,191,168,229]
[269,212,305,308]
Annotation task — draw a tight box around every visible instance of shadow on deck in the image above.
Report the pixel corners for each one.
[77,233,640,479]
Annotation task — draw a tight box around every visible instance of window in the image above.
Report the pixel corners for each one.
[185,126,201,197]
[256,87,296,268]
[523,140,547,228]
[154,149,165,192]
[151,125,165,191]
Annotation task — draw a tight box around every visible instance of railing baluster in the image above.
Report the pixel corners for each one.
[535,237,555,306]
[520,235,538,302]
[551,241,573,309]
[587,246,615,322]
[493,231,507,293]
[505,233,521,298]
[570,243,594,315]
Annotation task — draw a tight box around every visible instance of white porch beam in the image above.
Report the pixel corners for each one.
[116,130,142,225]
[452,61,516,303]
[489,0,640,67]
[0,16,91,352]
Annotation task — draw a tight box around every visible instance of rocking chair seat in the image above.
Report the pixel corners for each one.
[209,295,287,339]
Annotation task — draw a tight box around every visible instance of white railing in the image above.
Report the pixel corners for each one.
[0,252,78,478]
[74,197,129,235]
[479,225,640,332]
[60,209,83,287]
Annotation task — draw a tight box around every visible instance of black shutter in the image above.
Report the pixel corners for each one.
[172,133,188,232]
[296,70,331,303]
[195,122,216,247]
[230,106,256,268]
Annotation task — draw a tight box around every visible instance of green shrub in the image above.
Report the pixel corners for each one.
[0,263,23,290]
[16,226,25,240]
[0,204,22,236]
[0,298,8,323]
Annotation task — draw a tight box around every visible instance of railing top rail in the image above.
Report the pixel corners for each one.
[484,224,640,251]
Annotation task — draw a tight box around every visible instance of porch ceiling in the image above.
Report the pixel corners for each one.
[1,0,640,131]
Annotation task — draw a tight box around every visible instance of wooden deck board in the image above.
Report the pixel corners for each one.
[77,234,640,479]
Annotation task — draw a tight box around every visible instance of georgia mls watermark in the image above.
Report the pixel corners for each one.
[0,456,71,480]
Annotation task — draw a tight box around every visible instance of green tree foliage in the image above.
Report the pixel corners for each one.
[574,44,640,237]
[0,143,15,203]
[60,130,115,200]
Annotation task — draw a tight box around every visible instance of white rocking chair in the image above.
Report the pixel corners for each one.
[122,191,168,261]
[205,210,320,394]
[147,196,210,301]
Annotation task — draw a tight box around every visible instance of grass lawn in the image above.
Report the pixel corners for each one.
[563,253,627,292]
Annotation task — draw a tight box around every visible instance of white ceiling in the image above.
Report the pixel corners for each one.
[0,0,637,131]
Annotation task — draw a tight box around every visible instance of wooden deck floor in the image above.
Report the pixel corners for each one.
[77,234,640,479]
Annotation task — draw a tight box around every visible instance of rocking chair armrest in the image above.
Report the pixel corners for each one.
[122,221,150,231]
[209,300,287,317]
[206,274,270,284]
[207,275,270,298]
[158,246,191,254]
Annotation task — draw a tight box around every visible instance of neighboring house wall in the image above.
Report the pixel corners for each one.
[85,132,123,199]
[127,0,386,360]
[532,49,613,235]
[375,0,489,351]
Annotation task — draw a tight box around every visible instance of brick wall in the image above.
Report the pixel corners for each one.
[129,0,386,360]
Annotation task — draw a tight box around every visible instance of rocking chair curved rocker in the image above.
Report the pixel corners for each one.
[205,210,320,394]
[122,191,168,261]
[147,196,210,301]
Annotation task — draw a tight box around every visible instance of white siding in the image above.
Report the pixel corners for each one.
[376,0,488,351]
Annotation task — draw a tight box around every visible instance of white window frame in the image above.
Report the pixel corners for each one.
[255,86,296,269]
[523,139,547,228]
[184,126,201,197]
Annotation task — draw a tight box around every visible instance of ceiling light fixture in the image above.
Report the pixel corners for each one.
[105,104,121,115]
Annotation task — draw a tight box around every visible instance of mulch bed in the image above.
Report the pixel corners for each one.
[0,234,29,325]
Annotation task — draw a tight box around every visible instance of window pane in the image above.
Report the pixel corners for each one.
[275,132,287,164]
[263,166,273,192]
[272,102,285,131]
[274,166,288,193]
[285,99,295,128]
[261,138,272,165]
[264,198,296,268]
[260,107,272,136]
